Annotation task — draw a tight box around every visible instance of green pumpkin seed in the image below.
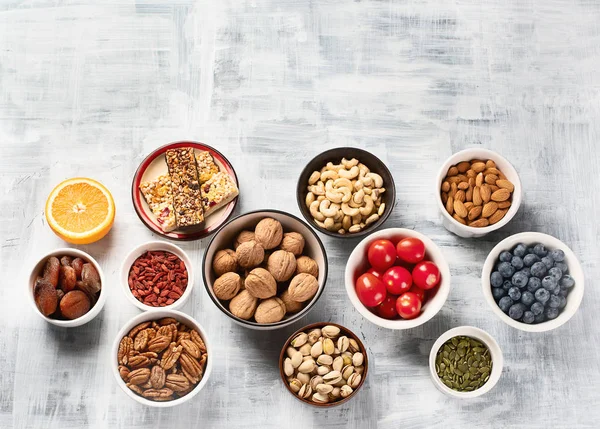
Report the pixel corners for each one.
[435,335,493,392]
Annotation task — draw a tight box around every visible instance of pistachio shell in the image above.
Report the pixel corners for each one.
[323,338,335,355]
[342,365,355,380]
[307,329,321,345]
[311,341,323,358]
[298,384,312,399]
[337,336,350,353]
[347,373,362,388]
[297,372,310,384]
[352,352,364,367]
[322,325,340,338]
[323,370,342,385]
[317,354,333,366]
[284,358,294,377]
[331,387,341,398]
[289,378,302,393]
[291,351,303,368]
[332,356,344,372]
[316,383,334,394]
[310,375,323,389]
[299,343,312,356]
[348,338,360,353]
[312,392,329,403]
[317,365,330,376]
[291,333,308,348]
[298,360,315,374]
[340,385,353,398]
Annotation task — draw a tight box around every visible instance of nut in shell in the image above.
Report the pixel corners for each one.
[291,333,308,348]
[254,297,286,324]
[321,325,340,338]
[295,256,319,278]
[229,290,258,320]
[340,385,353,398]
[279,290,303,314]
[235,240,264,269]
[254,218,283,249]
[266,250,297,282]
[288,273,319,302]
[234,230,255,249]
[212,272,242,300]
[280,232,305,256]
[244,268,277,299]
[212,249,238,276]
[352,352,364,367]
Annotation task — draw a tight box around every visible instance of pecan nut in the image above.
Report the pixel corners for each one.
[126,383,144,395]
[118,337,133,365]
[128,368,151,385]
[165,374,190,392]
[180,339,201,359]
[142,388,174,401]
[190,330,207,353]
[179,352,202,378]
[134,330,149,351]
[158,317,179,326]
[150,365,166,389]
[161,343,182,370]
[118,365,130,381]
[128,322,151,339]
[128,355,151,369]
[157,324,177,343]
[147,335,171,353]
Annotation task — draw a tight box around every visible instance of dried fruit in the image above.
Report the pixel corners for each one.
[59,290,90,320]
[42,256,60,287]
[58,265,77,292]
[60,256,73,266]
[71,258,84,278]
[81,263,101,294]
[34,278,58,316]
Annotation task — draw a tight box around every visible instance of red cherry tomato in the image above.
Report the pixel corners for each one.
[396,237,425,264]
[396,292,422,319]
[355,273,387,307]
[412,261,441,290]
[408,285,426,302]
[366,268,383,279]
[367,239,397,271]
[382,266,412,295]
[377,295,398,319]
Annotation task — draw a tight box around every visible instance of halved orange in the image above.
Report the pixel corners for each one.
[45,178,115,244]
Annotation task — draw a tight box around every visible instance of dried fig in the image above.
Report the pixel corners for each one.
[34,278,58,316]
[42,256,60,287]
[60,290,91,319]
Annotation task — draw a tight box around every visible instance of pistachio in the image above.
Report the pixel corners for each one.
[310,375,323,390]
[298,384,312,399]
[289,378,302,393]
[317,365,330,376]
[354,365,364,375]
[284,358,294,377]
[342,365,355,380]
[291,333,308,348]
[299,343,312,356]
[337,336,350,353]
[348,338,360,353]
[332,356,344,372]
[323,370,343,385]
[347,373,361,388]
[317,354,333,366]
[311,341,323,358]
[297,372,310,384]
[316,383,333,395]
[323,338,335,355]
[352,352,364,367]
[330,387,341,398]
[291,351,303,368]
[286,347,296,358]
[298,360,315,374]
[322,325,340,338]
[342,355,352,367]
[312,392,329,404]
[307,329,321,345]
[340,385,353,398]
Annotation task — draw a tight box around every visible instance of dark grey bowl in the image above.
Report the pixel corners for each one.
[296,147,396,239]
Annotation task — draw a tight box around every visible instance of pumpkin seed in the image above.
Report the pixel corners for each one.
[435,335,493,392]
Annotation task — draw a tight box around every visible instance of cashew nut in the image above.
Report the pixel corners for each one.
[324,217,335,231]
[366,172,383,188]
[321,170,338,182]
[315,219,326,229]
[341,157,359,168]
[365,213,380,225]
[308,171,321,185]
[342,215,351,230]
[334,210,344,222]
[363,187,372,195]
[361,176,374,187]
[306,192,316,206]
[310,200,326,221]
[341,203,360,216]
[338,228,346,235]
[325,190,343,204]
[333,177,352,189]
[348,225,362,233]
[378,203,386,216]
[338,166,359,180]
[359,195,374,216]
[354,180,363,191]
[352,189,365,205]
[326,162,344,172]
[352,213,362,225]
[317,195,325,202]
[358,163,370,175]
[319,200,339,218]
[338,187,352,203]
[308,182,325,196]
[325,179,334,192]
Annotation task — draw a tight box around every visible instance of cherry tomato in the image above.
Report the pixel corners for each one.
[366,268,383,279]
[377,295,398,319]
[396,237,425,264]
[408,284,426,302]
[382,266,412,295]
[367,239,397,271]
[412,261,441,290]
[355,273,387,307]
[396,292,422,319]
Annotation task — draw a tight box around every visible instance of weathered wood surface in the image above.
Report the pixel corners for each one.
[1,1,599,428]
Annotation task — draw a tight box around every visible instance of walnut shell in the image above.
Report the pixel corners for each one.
[229,290,258,320]
[236,240,264,269]
[280,232,305,256]
[288,273,319,302]
[295,256,319,278]
[254,218,283,250]
[212,249,238,276]
[213,272,242,300]
[234,230,256,249]
[280,289,304,314]
[244,268,277,299]
[254,297,286,324]
[266,250,297,282]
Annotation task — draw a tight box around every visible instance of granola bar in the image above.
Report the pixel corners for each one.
[139,175,177,232]
[165,148,204,227]
[201,172,239,216]
[195,151,220,183]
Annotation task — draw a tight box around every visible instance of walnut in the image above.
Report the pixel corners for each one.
[244,268,277,299]
[288,273,319,302]
[266,250,297,282]
[212,272,242,300]
[212,249,238,276]
[280,232,305,256]
[295,256,319,278]
[229,290,258,320]
[280,289,304,314]
[254,297,286,324]
[234,230,255,249]
[254,218,283,249]
[235,240,264,269]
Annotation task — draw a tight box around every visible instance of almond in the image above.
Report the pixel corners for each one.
[491,188,511,202]
[489,208,508,224]
[457,162,470,173]
[498,200,511,209]
[475,172,484,187]
[447,166,458,177]
[486,160,496,169]
[465,185,473,202]
[441,192,448,204]
[445,195,454,215]
[454,200,468,218]
[454,190,466,203]
[484,167,501,176]
[489,185,500,192]
[473,187,483,206]
[464,201,474,211]
[471,162,486,173]
[482,201,499,218]
[452,213,466,225]
[480,184,491,203]
[458,181,469,190]
[496,179,514,192]
[468,206,483,221]
[468,177,475,187]
[447,176,462,184]
[441,181,450,192]
[484,174,498,185]
[466,169,476,179]
[469,218,490,227]
[450,182,458,197]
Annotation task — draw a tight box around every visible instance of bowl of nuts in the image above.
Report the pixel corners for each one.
[279,322,368,406]
[202,209,327,330]
[120,241,194,311]
[436,148,522,238]
[297,147,396,238]
[112,309,211,407]
[27,248,106,327]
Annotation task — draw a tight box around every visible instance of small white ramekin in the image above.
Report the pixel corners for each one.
[120,241,194,311]
[482,232,584,332]
[429,326,503,398]
[26,248,107,327]
[435,148,522,238]
[344,228,451,330]
[111,309,212,407]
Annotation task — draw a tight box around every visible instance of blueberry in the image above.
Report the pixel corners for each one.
[522,311,535,324]
[526,247,535,255]
[551,284,561,295]
[520,267,531,278]
[520,291,535,307]
[513,243,527,258]
[508,286,521,301]
[530,302,544,315]
[492,287,506,301]
[523,254,540,267]
[508,303,526,320]
[535,288,550,304]
[510,256,524,270]
[546,307,559,320]
[541,256,554,269]
[531,262,547,279]
[548,267,562,281]
[550,249,565,262]
[542,276,558,291]
[533,243,548,257]
[499,251,513,263]
[498,262,515,278]
[511,271,529,288]
[554,261,568,274]
[490,271,504,287]
[559,289,569,298]
[502,280,513,291]
[559,274,575,288]
[534,313,547,323]
[548,295,561,308]
[498,296,514,313]
[558,296,567,309]
[526,277,542,293]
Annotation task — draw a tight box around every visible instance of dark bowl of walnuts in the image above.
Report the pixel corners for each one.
[202,209,328,330]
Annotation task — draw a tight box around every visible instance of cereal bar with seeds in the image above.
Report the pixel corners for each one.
[165,147,205,227]
[201,172,239,216]
[195,151,220,183]
[139,175,177,232]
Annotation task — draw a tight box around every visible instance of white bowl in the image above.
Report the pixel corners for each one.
[202,209,328,330]
[344,228,451,330]
[435,148,522,238]
[120,241,194,311]
[111,309,212,407]
[26,248,107,327]
[429,326,503,398]
[482,232,584,332]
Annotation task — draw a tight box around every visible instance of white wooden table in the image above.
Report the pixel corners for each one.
[1,1,599,428]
